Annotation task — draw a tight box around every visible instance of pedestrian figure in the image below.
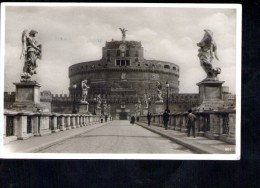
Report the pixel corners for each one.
[163,109,170,130]
[147,112,152,126]
[130,116,135,125]
[105,115,108,122]
[186,109,197,138]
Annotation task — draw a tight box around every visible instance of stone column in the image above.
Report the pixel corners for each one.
[60,115,66,131]
[71,116,76,129]
[51,114,60,133]
[76,115,81,127]
[83,116,87,126]
[198,114,205,137]
[38,113,52,136]
[219,111,236,144]
[205,113,220,139]
[65,115,71,130]
[175,113,181,131]
[15,113,30,140]
[32,114,40,136]
[181,113,188,133]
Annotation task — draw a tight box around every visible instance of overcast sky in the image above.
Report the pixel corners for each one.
[3,5,238,94]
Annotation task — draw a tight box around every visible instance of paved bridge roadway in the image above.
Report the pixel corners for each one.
[39,120,195,154]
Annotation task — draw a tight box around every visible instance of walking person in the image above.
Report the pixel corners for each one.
[163,109,170,130]
[147,112,152,126]
[186,109,197,138]
[130,116,135,125]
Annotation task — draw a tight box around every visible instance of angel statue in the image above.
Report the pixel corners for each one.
[119,28,128,41]
[156,81,163,102]
[20,29,42,81]
[96,94,102,109]
[143,94,149,108]
[81,80,90,103]
[197,29,221,81]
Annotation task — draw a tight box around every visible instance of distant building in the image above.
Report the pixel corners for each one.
[68,38,180,119]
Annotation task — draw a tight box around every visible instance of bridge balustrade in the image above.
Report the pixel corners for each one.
[3,111,101,144]
[139,110,236,144]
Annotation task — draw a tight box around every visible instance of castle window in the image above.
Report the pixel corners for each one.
[164,65,170,69]
[126,50,130,57]
[116,60,120,66]
[107,50,110,57]
[173,67,176,70]
[115,59,130,66]
[135,51,139,57]
[145,63,149,66]
[117,50,120,56]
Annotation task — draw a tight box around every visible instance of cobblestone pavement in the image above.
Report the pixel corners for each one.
[39,120,195,154]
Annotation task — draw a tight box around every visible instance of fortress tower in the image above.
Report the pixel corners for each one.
[68,33,180,119]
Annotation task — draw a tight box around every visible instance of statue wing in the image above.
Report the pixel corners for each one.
[213,42,219,61]
[20,29,28,59]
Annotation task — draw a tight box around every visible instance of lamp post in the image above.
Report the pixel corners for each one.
[93,96,96,115]
[166,82,169,112]
[72,84,77,114]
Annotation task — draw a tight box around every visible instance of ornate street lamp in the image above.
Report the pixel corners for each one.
[93,96,96,115]
[166,82,170,112]
[72,84,77,114]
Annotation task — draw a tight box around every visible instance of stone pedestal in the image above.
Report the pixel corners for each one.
[197,80,225,111]
[155,101,164,114]
[78,102,89,114]
[12,81,49,112]
[96,108,101,116]
[143,108,148,116]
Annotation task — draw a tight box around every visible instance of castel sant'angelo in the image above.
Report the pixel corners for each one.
[68,29,183,119]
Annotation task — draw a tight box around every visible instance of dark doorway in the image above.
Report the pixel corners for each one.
[119,112,128,120]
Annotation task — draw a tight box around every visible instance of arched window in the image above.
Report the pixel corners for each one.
[172,66,176,70]
[164,65,170,69]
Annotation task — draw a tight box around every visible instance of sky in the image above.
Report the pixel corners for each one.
[2,4,239,95]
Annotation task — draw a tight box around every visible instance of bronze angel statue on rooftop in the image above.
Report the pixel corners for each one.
[197,29,221,81]
[20,29,42,81]
[119,28,128,41]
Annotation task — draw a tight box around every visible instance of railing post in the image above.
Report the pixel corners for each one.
[51,114,60,133]
[85,116,88,126]
[205,113,220,140]
[219,111,236,144]
[38,113,52,136]
[79,115,84,127]
[65,115,71,130]
[60,115,66,131]
[197,114,205,137]
[181,113,188,133]
[71,115,76,129]
[176,113,181,131]
[3,113,18,144]
[15,113,33,139]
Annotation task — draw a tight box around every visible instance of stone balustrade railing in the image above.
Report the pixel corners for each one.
[3,111,103,144]
[138,110,236,144]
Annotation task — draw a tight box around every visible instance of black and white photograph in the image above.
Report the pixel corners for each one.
[1,3,241,159]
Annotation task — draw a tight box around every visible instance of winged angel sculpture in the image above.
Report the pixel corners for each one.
[20,29,42,81]
[119,28,128,41]
[197,29,221,81]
